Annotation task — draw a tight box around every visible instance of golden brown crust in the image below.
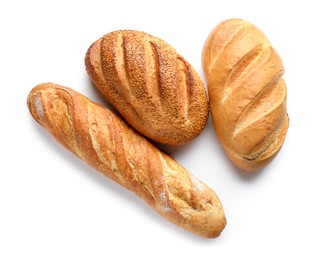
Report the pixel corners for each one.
[85,30,209,145]
[202,19,289,172]
[27,83,226,238]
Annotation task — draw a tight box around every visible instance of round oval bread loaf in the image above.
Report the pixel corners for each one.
[202,19,289,172]
[85,30,209,145]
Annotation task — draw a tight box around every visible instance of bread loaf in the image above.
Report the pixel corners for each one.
[202,18,289,172]
[85,30,209,145]
[27,83,226,238]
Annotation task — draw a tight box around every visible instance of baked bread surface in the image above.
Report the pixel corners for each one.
[85,30,209,145]
[27,83,226,238]
[202,18,289,171]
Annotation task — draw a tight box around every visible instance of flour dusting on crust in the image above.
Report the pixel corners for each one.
[158,191,172,213]
[34,96,44,118]
[188,172,205,192]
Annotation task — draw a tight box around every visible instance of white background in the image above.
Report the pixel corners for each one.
[1,0,329,259]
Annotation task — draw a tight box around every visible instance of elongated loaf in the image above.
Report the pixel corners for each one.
[27,83,226,238]
[202,18,289,172]
[85,30,209,145]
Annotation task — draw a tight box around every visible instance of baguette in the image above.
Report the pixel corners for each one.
[85,30,209,145]
[202,18,289,172]
[27,83,226,238]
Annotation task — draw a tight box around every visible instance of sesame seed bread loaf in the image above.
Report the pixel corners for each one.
[85,30,209,145]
